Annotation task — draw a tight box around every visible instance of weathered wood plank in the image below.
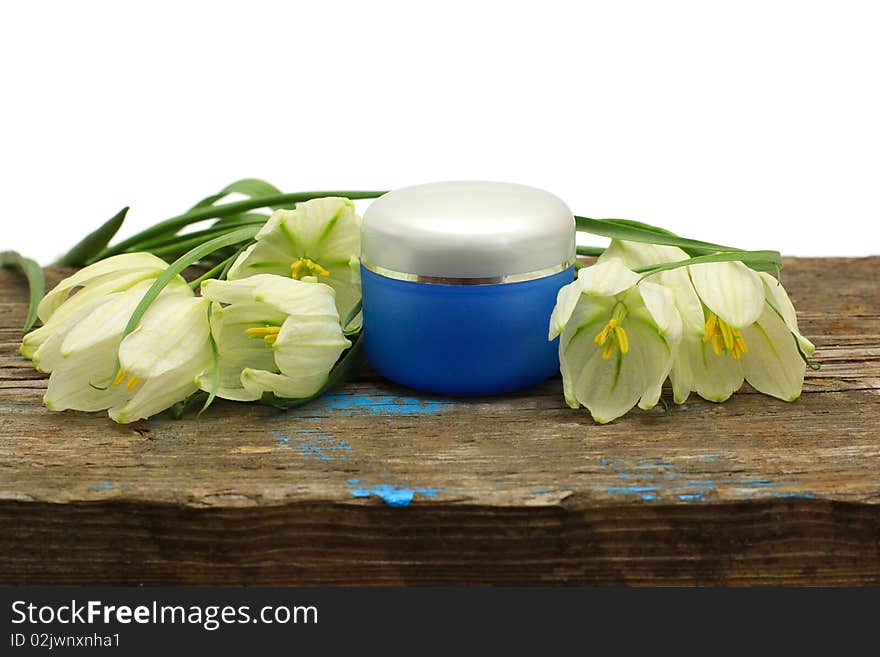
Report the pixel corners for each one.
[0,257,878,585]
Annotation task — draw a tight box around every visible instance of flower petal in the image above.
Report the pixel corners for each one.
[759,272,815,355]
[203,274,338,318]
[657,268,705,336]
[43,343,129,412]
[636,281,682,345]
[240,368,326,400]
[549,277,586,340]
[556,296,615,405]
[576,258,641,298]
[37,253,170,322]
[689,261,764,329]
[598,239,689,269]
[197,302,283,402]
[562,316,672,423]
[285,197,360,266]
[109,346,211,423]
[272,314,351,384]
[118,295,210,379]
[23,293,112,366]
[740,304,807,401]
[670,335,743,403]
[226,239,294,281]
[225,197,361,319]
[59,280,161,357]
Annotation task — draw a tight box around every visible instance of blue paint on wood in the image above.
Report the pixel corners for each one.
[684,481,717,491]
[274,431,352,462]
[350,484,414,507]
[640,493,656,500]
[89,481,114,492]
[289,391,454,417]
[532,486,553,493]
[774,492,816,499]
[677,492,707,501]
[606,486,661,495]
[347,482,445,507]
[737,478,777,487]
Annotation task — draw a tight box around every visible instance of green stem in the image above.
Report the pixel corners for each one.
[0,251,45,332]
[94,190,387,262]
[132,219,268,251]
[188,253,239,289]
[575,216,741,254]
[146,222,269,259]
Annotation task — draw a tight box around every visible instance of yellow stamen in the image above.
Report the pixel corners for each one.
[245,326,281,336]
[719,320,734,352]
[126,376,141,390]
[703,314,718,343]
[291,258,330,280]
[703,312,748,360]
[113,370,126,386]
[594,313,629,360]
[602,341,616,360]
[594,318,616,346]
[614,325,629,354]
[246,325,281,347]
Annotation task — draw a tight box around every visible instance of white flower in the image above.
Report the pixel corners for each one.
[21,253,182,361]
[680,263,815,402]
[109,294,213,423]
[549,258,682,423]
[226,197,362,322]
[199,274,351,401]
[39,286,211,423]
[22,252,213,423]
[600,240,815,403]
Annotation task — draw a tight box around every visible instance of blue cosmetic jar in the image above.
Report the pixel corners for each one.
[361,181,576,396]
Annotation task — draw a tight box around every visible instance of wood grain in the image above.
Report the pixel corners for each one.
[0,258,878,585]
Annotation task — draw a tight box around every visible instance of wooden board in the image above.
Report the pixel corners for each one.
[0,258,878,585]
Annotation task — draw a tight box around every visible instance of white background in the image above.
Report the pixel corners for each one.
[2,0,878,264]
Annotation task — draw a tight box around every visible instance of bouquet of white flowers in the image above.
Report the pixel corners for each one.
[1,179,816,424]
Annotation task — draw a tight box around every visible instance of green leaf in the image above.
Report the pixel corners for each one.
[0,251,45,332]
[259,331,366,410]
[134,219,268,253]
[342,299,363,334]
[170,391,209,419]
[635,250,783,278]
[56,206,129,266]
[576,245,605,257]
[94,190,387,262]
[601,218,680,239]
[210,211,272,229]
[575,216,740,254]
[189,178,289,211]
[187,252,240,289]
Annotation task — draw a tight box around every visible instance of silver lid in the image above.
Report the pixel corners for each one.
[361,181,576,280]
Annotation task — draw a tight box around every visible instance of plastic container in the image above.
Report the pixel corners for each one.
[361,181,575,395]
